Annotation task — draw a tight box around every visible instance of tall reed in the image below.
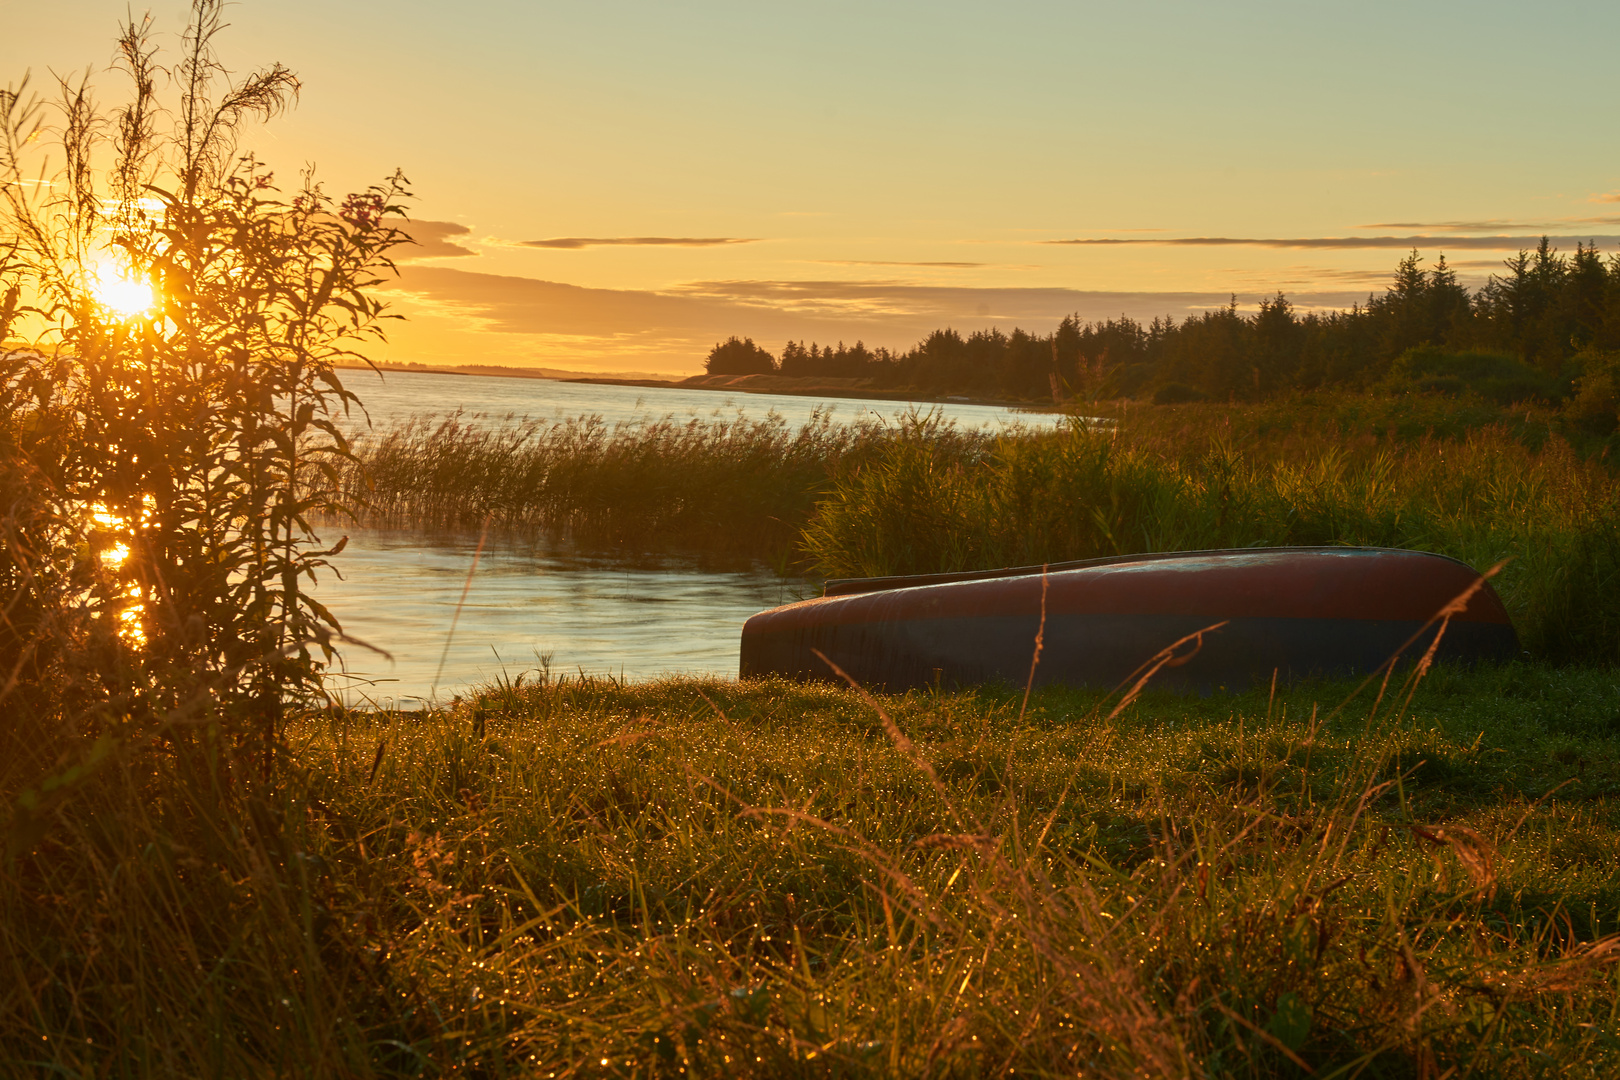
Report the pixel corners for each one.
[347,409,972,559]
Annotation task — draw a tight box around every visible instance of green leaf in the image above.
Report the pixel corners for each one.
[1266,991,1312,1052]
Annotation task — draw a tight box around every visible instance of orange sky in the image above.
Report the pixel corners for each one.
[8,1,1620,374]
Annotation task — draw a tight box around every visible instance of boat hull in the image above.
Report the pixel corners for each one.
[739,548,1519,693]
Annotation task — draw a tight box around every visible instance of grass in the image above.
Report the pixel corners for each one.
[6,663,1619,1076]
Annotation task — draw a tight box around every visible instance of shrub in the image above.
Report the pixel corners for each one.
[1564,352,1620,436]
[1387,346,1560,405]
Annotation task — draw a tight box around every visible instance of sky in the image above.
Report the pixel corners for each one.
[6,0,1620,375]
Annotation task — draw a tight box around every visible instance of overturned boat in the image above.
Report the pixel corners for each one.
[739,547,1519,694]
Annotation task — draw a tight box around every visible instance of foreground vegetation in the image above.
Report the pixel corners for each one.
[6,667,1619,1076]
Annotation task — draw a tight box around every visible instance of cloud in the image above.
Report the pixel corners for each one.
[1358,220,1536,232]
[1221,266,1397,289]
[388,267,717,335]
[1360,217,1620,232]
[1445,258,1518,271]
[1044,234,1620,250]
[390,266,1367,338]
[668,278,1164,322]
[1592,192,1620,204]
[517,236,762,249]
[377,265,1412,373]
[398,219,480,259]
[809,260,994,268]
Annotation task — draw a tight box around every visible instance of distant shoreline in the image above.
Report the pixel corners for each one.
[335,360,675,384]
[567,373,1054,411]
[335,362,1056,412]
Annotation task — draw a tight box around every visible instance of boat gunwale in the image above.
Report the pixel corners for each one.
[821,545,1485,598]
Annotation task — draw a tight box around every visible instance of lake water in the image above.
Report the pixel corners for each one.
[337,367,1065,433]
[315,371,1063,704]
[315,526,806,709]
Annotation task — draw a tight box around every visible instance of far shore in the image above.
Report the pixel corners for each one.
[335,360,1061,412]
[568,371,1058,411]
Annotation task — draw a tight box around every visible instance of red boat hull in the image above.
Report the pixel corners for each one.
[739,548,1519,693]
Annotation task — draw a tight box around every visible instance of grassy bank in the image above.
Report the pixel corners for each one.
[6,667,1618,1076]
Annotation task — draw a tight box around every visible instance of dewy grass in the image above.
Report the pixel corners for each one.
[7,666,1617,1077]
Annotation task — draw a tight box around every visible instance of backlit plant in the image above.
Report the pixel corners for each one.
[0,0,409,787]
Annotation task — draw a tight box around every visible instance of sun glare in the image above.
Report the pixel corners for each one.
[92,273,156,318]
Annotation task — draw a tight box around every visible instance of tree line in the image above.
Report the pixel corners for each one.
[704,241,1620,409]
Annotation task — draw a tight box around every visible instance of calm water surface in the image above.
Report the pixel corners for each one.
[339,368,1065,432]
[316,526,806,709]
[318,372,1059,704]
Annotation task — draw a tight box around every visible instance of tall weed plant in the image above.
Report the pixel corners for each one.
[0,4,405,823]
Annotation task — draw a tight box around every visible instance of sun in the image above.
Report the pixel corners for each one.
[91,271,156,318]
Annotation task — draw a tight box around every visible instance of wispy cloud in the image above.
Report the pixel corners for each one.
[1301,267,1399,283]
[1360,217,1620,232]
[390,268,1369,336]
[1359,220,1536,232]
[398,219,480,259]
[380,266,1380,372]
[518,236,762,249]
[809,259,995,269]
[1446,258,1517,271]
[1222,266,1396,289]
[1044,234,1620,250]
[661,275,1371,324]
[1592,192,1620,204]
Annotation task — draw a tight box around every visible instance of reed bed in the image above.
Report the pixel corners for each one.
[6,666,1617,1076]
[347,409,981,561]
